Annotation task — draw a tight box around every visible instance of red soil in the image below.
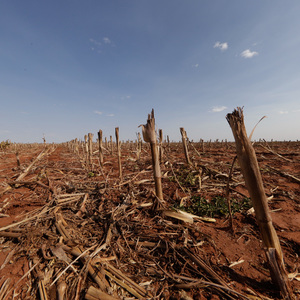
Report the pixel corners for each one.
[0,141,299,299]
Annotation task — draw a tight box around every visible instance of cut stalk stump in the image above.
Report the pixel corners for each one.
[226,107,294,300]
[139,109,164,202]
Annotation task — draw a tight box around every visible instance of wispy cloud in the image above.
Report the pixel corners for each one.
[90,38,101,46]
[94,110,103,115]
[90,37,113,53]
[89,38,102,52]
[211,106,227,112]
[94,111,115,117]
[278,110,288,114]
[103,37,111,44]
[241,49,258,58]
[213,42,228,51]
[193,64,199,68]
[121,95,131,100]
[292,109,300,113]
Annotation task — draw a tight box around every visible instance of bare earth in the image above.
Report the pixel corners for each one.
[0,141,299,299]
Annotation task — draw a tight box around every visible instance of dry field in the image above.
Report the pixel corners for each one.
[0,140,299,299]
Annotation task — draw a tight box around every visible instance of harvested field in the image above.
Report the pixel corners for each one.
[0,140,299,299]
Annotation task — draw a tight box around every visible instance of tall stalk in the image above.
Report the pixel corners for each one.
[180,127,191,165]
[115,127,122,180]
[226,107,293,299]
[136,132,142,160]
[88,133,93,170]
[97,130,103,168]
[110,135,113,155]
[84,135,88,167]
[159,129,163,163]
[140,109,163,200]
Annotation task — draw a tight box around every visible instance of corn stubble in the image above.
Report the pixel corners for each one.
[140,109,163,201]
[226,107,293,300]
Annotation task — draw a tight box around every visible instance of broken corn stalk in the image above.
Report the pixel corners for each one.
[140,109,163,200]
[226,107,293,300]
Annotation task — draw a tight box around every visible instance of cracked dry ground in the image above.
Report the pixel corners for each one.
[0,141,299,299]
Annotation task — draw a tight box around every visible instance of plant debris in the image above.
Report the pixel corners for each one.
[0,140,299,299]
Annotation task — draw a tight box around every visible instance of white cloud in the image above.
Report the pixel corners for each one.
[89,38,102,53]
[292,109,300,113]
[279,110,288,114]
[241,49,258,58]
[213,42,228,51]
[89,38,101,46]
[106,114,115,117]
[90,37,113,53]
[193,64,199,68]
[211,106,227,112]
[94,110,103,115]
[121,95,131,100]
[103,37,111,44]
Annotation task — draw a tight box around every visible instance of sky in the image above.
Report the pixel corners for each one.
[1,1,300,143]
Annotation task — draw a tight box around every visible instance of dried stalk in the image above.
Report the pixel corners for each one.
[0,146,53,195]
[7,180,53,193]
[84,135,88,165]
[163,209,216,223]
[136,132,142,160]
[189,141,201,158]
[0,278,11,300]
[17,146,53,182]
[226,107,293,299]
[85,286,118,300]
[0,231,21,238]
[175,279,250,300]
[115,127,122,180]
[159,128,163,163]
[258,143,292,162]
[180,127,191,165]
[32,257,48,300]
[75,138,79,155]
[97,130,104,168]
[225,155,238,230]
[16,151,20,167]
[0,206,53,232]
[74,274,86,300]
[267,165,300,184]
[110,135,113,155]
[140,109,163,200]
[182,247,229,288]
[75,193,89,217]
[0,249,16,271]
[53,213,110,292]
[103,262,151,298]
[88,133,94,170]
[57,280,67,300]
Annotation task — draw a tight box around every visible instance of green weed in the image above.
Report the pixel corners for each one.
[174,195,251,218]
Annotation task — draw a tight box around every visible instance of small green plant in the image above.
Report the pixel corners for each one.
[169,168,198,188]
[174,195,251,218]
[88,172,95,177]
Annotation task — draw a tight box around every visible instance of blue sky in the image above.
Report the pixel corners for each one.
[1,1,300,143]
